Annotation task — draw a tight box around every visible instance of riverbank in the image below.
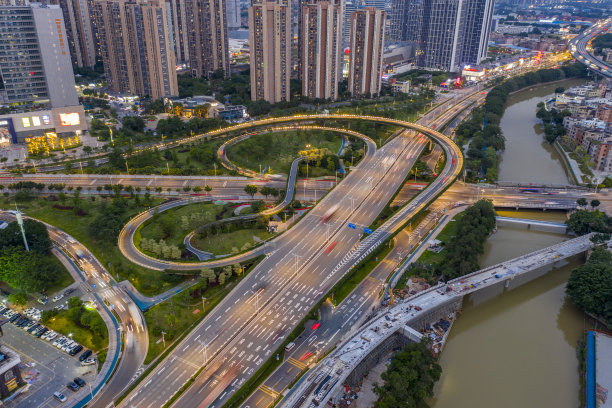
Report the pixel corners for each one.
[431,224,587,408]
[498,77,587,184]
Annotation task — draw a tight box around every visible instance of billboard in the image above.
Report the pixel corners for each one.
[59,112,80,126]
[0,118,16,144]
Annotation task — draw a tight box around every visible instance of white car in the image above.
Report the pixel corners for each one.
[81,358,96,366]
[53,337,67,347]
[41,331,53,340]
[54,304,66,311]
[46,332,58,341]
[52,294,64,303]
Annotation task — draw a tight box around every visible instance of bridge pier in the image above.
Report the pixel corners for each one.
[344,331,413,389]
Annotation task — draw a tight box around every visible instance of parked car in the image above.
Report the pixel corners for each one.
[53,391,67,402]
[52,294,64,303]
[73,377,86,387]
[81,358,96,366]
[36,327,48,338]
[79,350,92,362]
[66,382,79,392]
[69,345,83,356]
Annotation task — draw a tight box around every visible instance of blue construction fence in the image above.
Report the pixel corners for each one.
[586,330,595,408]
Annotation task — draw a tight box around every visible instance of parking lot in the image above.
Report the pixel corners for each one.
[2,316,97,407]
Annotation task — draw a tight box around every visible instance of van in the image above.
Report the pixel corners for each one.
[285,342,295,352]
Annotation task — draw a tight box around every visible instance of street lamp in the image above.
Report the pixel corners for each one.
[202,296,207,313]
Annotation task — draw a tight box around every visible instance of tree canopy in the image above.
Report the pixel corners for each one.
[0,218,53,254]
[374,339,441,408]
[566,248,612,326]
[0,219,64,293]
[437,200,497,280]
[565,210,612,236]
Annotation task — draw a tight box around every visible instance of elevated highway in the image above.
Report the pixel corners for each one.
[284,233,598,408]
[569,18,612,78]
[118,97,468,407]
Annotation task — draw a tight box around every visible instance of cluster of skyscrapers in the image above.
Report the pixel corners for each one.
[0,0,493,107]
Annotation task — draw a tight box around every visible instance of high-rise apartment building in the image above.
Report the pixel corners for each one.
[166,0,190,64]
[227,0,240,28]
[390,0,494,71]
[248,0,291,103]
[0,3,79,107]
[94,0,178,100]
[348,7,384,96]
[47,0,97,67]
[185,0,230,78]
[342,0,383,47]
[300,0,342,100]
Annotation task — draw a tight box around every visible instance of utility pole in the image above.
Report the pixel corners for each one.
[202,296,206,313]
[161,331,166,348]
[14,206,29,251]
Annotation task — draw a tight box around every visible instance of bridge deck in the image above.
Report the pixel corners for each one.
[284,233,596,408]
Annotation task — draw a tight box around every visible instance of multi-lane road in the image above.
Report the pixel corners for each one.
[116,84,474,407]
[0,211,147,408]
[569,18,612,78]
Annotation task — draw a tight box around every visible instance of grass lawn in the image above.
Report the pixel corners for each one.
[45,312,108,352]
[192,228,274,256]
[226,130,342,175]
[415,212,464,267]
[2,195,180,297]
[138,201,225,250]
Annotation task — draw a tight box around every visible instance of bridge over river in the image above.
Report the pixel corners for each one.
[282,233,599,408]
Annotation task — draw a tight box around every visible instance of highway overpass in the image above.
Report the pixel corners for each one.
[569,18,612,79]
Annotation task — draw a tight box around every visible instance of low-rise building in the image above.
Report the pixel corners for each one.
[0,347,24,398]
[0,105,87,144]
[216,105,248,121]
[391,80,411,94]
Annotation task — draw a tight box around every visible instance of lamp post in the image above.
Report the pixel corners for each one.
[161,331,166,348]
[202,296,207,313]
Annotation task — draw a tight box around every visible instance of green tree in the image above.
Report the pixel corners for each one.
[8,292,27,306]
[591,199,601,209]
[244,184,258,198]
[577,198,587,207]
[204,185,212,195]
[200,268,216,285]
[0,219,53,254]
[232,263,242,276]
[374,339,441,408]
[566,210,612,235]
[566,248,612,326]
[68,296,83,309]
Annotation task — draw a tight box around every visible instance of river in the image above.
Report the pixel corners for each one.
[498,78,586,184]
[431,79,590,408]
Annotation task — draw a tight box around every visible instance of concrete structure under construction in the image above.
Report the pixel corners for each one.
[348,8,385,97]
[284,233,597,408]
[93,0,179,100]
[248,0,291,103]
[300,0,342,100]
